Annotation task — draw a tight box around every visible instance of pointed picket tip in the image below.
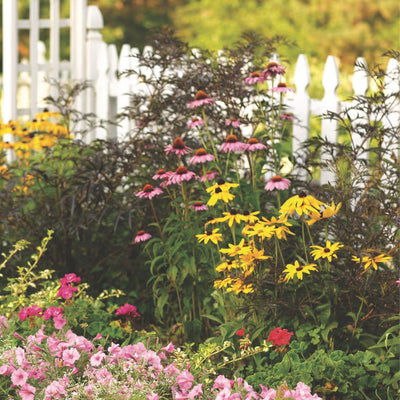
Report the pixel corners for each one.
[352,57,369,95]
[384,58,400,95]
[294,54,310,91]
[322,55,340,92]
[118,44,131,73]
[86,5,104,30]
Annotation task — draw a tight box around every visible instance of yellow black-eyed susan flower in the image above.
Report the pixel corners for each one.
[310,241,343,262]
[282,260,318,281]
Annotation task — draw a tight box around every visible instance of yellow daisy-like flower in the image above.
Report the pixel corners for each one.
[282,260,318,281]
[352,253,393,271]
[227,278,254,294]
[244,222,276,240]
[279,191,324,217]
[218,209,248,227]
[214,278,233,289]
[220,239,252,257]
[262,215,292,226]
[275,225,295,240]
[310,241,343,262]
[242,211,260,224]
[207,188,235,206]
[206,179,239,194]
[240,248,271,265]
[196,228,223,245]
[216,259,240,272]
[306,201,342,226]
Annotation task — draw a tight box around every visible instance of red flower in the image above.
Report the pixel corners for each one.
[235,328,245,337]
[267,327,293,346]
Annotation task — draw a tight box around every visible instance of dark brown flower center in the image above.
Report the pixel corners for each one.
[298,191,307,198]
[157,169,166,175]
[226,134,238,143]
[250,71,260,77]
[172,137,185,149]
[324,248,331,253]
[137,230,145,236]
[217,179,225,185]
[296,266,303,272]
[247,138,259,145]
[277,82,287,88]
[206,230,212,235]
[143,184,154,193]
[271,175,283,182]
[194,201,204,207]
[176,166,188,175]
[195,90,208,100]
[215,187,222,193]
[192,117,199,122]
[230,209,238,215]
[266,62,278,69]
[195,148,208,156]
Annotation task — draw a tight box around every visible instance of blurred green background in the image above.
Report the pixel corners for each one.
[0,0,399,97]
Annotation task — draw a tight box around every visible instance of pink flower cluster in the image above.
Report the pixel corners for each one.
[115,303,141,318]
[57,273,81,300]
[18,305,43,322]
[0,324,321,400]
[267,327,293,346]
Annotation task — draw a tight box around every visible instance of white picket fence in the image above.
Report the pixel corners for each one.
[2,2,400,184]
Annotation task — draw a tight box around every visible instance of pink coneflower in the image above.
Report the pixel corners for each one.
[188,90,215,108]
[164,137,192,157]
[245,138,267,152]
[245,71,264,85]
[225,117,241,128]
[280,113,294,121]
[187,117,205,128]
[168,166,197,184]
[152,168,171,181]
[200,170,219,182]
[264,175,291,191]
[261,62,286,79]
[190,201,208,211]
[220,134,247,153]
[189,148,215,164]
[136,184,163,199]
[134,230,152,243]
[271,82,294,93]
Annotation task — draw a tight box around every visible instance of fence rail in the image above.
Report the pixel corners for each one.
[2,2,400,184]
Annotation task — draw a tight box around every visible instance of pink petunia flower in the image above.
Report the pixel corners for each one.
[190,201,208,211]
[161,342,175,353]
[271,82,294,93]
[19,383,36,400]
[264,175,291,191]
[176,370,194,391]
[11,368,28,386]
[245,71,265,85]
[187,117,205,128]
[44,380,67,399]
[62,348,80,367]
[189,148,215,164]
[0,315,8,335]
[245,138,267,152]
[225,118,241,128]
[90,351,106,367]
[164,137,192,157]
[167,166,197,185]
[200,170,219,183]
[266,327,293,346]
[53,316,67,330]
[220,135,247,153]
[134,230,152,243]
[188,90,215,108]
[136,184,163,199]
[261,61,285,79]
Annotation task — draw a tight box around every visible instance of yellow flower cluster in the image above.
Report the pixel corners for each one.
[0,111,70,161]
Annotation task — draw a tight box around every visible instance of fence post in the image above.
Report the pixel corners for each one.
[292,54,311,178]
[320,56,340,185]
[107,44,119,140]
[85,5,104,143]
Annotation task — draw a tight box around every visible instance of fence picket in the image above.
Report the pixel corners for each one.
[320,55,340,185]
